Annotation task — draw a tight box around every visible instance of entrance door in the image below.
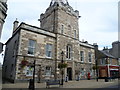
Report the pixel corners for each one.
[67,68,72,80]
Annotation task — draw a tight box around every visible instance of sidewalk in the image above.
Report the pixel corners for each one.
[2,79,119,89]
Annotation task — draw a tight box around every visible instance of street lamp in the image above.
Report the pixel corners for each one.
[105,57,109,82]
[61,51,64,85]
[29,60,36,90]
[37,65,41,83]
[95,58,98,82]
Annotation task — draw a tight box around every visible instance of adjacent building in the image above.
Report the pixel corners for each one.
[2,0,95,83]
[95,41,120,79]
[0,0,7,38]
[0,0,7,54]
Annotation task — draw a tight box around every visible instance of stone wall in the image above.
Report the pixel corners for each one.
[0,1,7,38]
[15,29,56,80]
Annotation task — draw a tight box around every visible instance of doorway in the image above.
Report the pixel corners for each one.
[67,68,72,80]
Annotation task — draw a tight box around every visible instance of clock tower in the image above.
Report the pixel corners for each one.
[40,0,80,39]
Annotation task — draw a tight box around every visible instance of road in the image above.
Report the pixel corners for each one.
[2,79,119,89]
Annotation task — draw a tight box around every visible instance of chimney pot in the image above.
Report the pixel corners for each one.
[13,18,19,33]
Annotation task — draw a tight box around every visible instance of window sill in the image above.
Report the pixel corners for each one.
[66,58,72,60]
[45,56,52,59]
[88,62,92,63]
[26,75,33,77]
[27,54,35,56]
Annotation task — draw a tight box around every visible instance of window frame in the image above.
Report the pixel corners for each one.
[88,52,92,63]
[66,45,72,60]
[25,66,34,76]
[46,44,52,58]
[45,66,52,76]
[80,51,84,62]
[74,30,77,38]
[27,39,36,55]
[61,25,64,34]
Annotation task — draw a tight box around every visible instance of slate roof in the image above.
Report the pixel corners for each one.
[96,50,116,59]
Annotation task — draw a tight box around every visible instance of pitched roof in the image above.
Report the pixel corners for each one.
[96,50,116,59]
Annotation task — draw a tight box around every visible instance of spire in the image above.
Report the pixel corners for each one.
[50,0,69,6]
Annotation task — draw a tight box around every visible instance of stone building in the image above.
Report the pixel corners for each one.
[95,42,120,79]
[2,0,95,83]
[0,0,7,38]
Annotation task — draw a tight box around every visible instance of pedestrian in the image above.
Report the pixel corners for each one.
[87,72,90,80]
[65,75,68,82]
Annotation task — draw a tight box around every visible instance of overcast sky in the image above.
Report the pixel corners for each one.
[0,0,119,63]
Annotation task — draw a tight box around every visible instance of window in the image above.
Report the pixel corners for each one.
[45,66,51,76]
[26,66,33,76]
[109,58,112,64]
[74,30,76,38]
[68,25,71,31]
[101,58,106,65]
[61,25,64,34]
[88,52,92,62]
[28,40,36,55]
[80,68,85,76]
[89,68,93,76]
[46,44,52,58]
[66,45,72,59]
[80,51,84,62]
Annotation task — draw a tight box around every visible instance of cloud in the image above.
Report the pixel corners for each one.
[78,1,118,49]
[0,0,118,63]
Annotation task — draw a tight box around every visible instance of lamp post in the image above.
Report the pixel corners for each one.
[33,60,36,90]
[61,51,64,85]
[105,57,109,82]
[28,60,36,90]
[37,65,41,83]
[95,58,98,82]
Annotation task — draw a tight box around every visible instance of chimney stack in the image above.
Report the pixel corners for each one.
[93,43,98,50]
[13,18,19,33]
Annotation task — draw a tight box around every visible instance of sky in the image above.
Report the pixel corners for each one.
[0,0,119,64]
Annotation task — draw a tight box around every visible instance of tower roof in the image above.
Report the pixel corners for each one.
[50,0,69,6]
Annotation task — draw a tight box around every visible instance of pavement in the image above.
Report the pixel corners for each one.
[2,79,119,89]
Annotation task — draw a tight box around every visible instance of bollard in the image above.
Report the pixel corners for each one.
[105,77,108,82]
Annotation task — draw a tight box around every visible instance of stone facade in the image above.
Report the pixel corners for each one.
[0,1,7,38]
[3,0,95,82]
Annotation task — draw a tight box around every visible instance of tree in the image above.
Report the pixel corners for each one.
[58,63,67,69]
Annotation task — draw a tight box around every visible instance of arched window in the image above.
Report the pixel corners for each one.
[68,25,71,35]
